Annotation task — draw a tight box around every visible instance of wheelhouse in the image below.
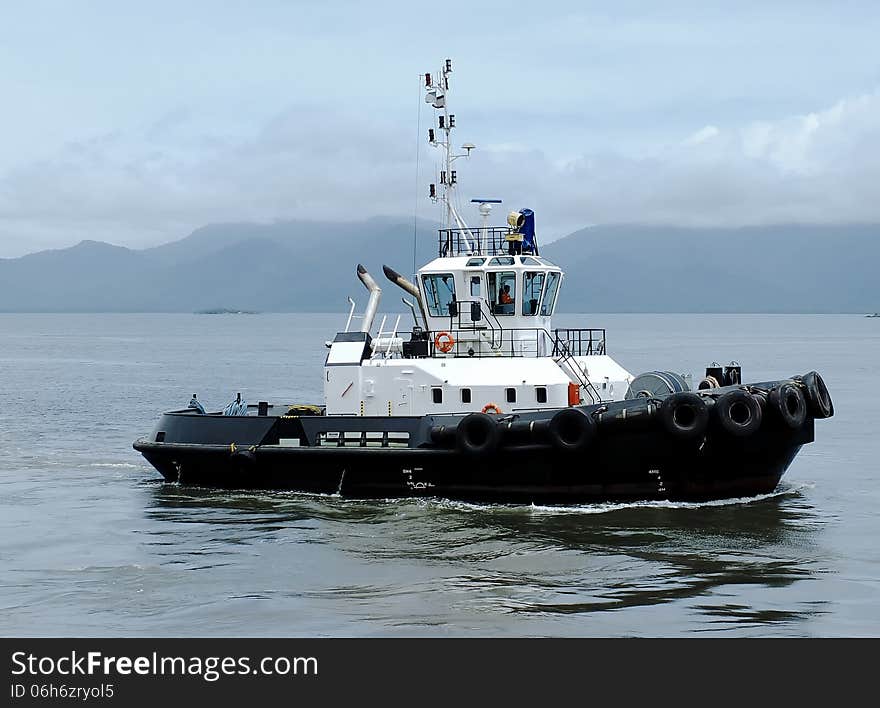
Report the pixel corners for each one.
[417,254,563,327]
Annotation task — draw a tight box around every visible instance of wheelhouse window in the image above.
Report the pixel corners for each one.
[432,388,443,404]
[536,386,548,403]
[488,256,515,266]
[488,271,516,315]
[470,276,481,298]
[540,272,562,316]
[506,387,517,403]
[466,258,486,267]
[522,271,546,315]
[461,388,472,403]
[422,273,457,317]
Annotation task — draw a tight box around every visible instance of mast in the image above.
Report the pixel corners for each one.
[425,59,476,252]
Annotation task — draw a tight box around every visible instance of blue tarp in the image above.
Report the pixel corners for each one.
[519,209,536,252]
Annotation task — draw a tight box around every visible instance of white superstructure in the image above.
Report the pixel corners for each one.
[324,60,633,417]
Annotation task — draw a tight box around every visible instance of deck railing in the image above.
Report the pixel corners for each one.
[552,328,606,356]
[407,327,606,359]
[437,227,539,258]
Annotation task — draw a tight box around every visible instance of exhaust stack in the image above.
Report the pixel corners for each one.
[383,265,428,327]
[356,264,382,334]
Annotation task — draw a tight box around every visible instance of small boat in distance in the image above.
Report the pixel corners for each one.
[196,308,259,315]
[133,60,834,504]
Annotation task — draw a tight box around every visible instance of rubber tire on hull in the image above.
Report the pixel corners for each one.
[548,408,596,453]
[714,389,763,437]
[801,371,834,419]
[456,413,500,456]
[659,392,709,441]
[769,383,808,429]
[227,449,258,483]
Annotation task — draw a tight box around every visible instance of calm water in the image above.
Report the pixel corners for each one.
[0,313,877,637]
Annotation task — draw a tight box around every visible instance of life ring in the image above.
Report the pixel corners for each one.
[434,331,455,353]
[481,402,502,415]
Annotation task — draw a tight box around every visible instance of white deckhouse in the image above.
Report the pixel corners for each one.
[324,60,633,418]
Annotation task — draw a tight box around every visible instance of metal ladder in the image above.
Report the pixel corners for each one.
[553,338,602,404]
[375,314,402,356]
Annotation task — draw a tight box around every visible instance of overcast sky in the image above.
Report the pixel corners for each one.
[1,0,879,257]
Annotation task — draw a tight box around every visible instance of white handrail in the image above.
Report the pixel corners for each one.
[345,297,357,332]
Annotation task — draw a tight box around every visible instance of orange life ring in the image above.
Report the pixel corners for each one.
[481,402,502,415]
[434,331,455,353]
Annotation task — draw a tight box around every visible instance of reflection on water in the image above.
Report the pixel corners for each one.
[142,481,830,635]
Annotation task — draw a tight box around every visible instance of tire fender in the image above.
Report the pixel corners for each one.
[769,383,807,429]
[548,408,596,453]
[659,392,709,440]
[456,413,500,456]
[714,390,762,437]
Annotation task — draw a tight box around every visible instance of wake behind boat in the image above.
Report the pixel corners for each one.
[133,60,834,503]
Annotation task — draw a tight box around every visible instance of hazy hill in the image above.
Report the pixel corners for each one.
[0,219,437,313]
[0,240,162,312]
[543,224,879,313]
[0,220,877,313]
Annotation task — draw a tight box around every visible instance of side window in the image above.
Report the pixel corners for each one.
[461,388,471,403]
[522,271,545,315]
[540,272,561,316]
[505,387,517,403]
[536,386,548,403]
[470,275,481,298]
[421,273,457,317]
[432,388,443,404]
[488,271,517,315]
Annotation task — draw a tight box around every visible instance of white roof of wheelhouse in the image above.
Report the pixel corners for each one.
[418,254,560,273]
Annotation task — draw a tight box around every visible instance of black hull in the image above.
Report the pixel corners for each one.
[133,386,818,504]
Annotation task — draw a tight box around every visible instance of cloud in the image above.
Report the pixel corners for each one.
[682,126,720,146]
[0,105,420,256]
[2,89,880,256]
[464,90,880,234]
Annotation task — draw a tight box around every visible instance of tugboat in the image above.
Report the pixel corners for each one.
[133,60,834,504]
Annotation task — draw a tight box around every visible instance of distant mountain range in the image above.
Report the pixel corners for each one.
[544,223,879,313]
[0,218,437,313]
[0,220,877,313]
